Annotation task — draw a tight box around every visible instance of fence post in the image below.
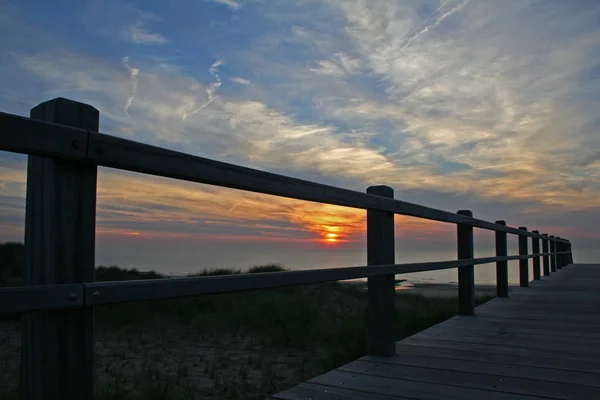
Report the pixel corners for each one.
[518,227,529,287]
[457,210,475,315]
[542,234,550,276]
[366,185,395,357]
[532,230,541,280]
[495,220,508,297]
[556,238,563,269]
[22,98,98,400]
[568,240,574,264]
[550,236,557,272]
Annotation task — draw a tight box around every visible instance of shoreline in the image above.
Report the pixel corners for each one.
[341,280,498,297]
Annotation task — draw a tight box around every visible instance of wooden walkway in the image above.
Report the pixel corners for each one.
[273,264,600,400]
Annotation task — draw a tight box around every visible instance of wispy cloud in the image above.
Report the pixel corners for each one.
[182,59,223,120]
[2,0,600,248]
[122,56,139,116]
[81,0,167,45]
[230,76,251,85]
[205,0,242,10]
[128,21,168,45]
[310,52,361,76]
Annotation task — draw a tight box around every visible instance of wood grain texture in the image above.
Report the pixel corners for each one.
[366,186,395,357]
[550,237,557,272]
[457,210,474,316]
[542,235,550,276]
[0,284,82,313]
[531,231,541,280]
[0,111,87,160]
[518,227,529,287]
[495,221,508,297]
[22,98,98,400]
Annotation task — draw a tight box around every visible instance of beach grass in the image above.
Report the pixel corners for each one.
[0,243,493,399]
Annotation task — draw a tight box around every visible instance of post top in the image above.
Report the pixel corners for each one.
[495,220,506,225]
[532,230,539,234]
[31,97,99,131]
[457,209,472,217]
[366,185,394,198]
[518,226,528,231]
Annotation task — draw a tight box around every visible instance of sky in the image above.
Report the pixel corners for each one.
[0,0,599,275]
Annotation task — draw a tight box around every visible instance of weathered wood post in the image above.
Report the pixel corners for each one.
[532,230,541,280]
[550,236,557,272]
[366,185,395,356]
[518,227,529,287]
[495,220,508,298]
[542,234,550,276]
[556,238,563,269]
[457,210,475,315]
[22,98,98,400]
[567,240,573,264]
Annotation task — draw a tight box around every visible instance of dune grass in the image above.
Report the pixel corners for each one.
[0,243,493,399]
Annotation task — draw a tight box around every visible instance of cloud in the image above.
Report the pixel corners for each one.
[182,59,223,120]
[310,52,361,76]
[81,0,167,45]
[205,0,242,10]
[230,77,251,85]
[128,21,168,45]
[122,56,139,116]
[3,0,600,249]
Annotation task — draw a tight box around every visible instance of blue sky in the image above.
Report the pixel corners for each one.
[1,0,599,267]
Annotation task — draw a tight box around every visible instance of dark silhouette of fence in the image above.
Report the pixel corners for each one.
[0,98,573,399]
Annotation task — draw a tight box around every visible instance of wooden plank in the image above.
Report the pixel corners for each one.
[308,370,544,400]
[399,337,600,372]
[477,299,600,314]
[0,111,87,160]
[457,210,474,315]
[339,359,600,399]
[432,317,600,339]
[477,302,600,313]
[0,284,83,313]
[366,185,395,357]
[272,383,409,399]
[413,330,600,357]
[364,350,600,388]
[394,343,600,374]
[22,98,98,400]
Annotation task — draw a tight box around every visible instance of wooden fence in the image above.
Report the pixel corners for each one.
[0,98,574,399]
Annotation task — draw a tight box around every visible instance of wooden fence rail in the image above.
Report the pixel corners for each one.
[0,98,574,400]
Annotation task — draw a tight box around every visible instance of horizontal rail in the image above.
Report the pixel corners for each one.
[0,111,87,160]
[0,283,83,313]
[0,112,569,243]
[0,253,563,312]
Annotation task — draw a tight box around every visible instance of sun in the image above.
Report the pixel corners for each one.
[326,233,339,243]
[321,228,343,244]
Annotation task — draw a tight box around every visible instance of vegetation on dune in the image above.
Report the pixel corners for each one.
[0,242,493,399]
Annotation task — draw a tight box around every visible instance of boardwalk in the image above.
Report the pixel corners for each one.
[273,264,600,400]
